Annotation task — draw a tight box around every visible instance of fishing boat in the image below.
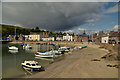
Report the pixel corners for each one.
[8,45,18,50]
[36,50,52,55]
[23,44,32,49]
[35,54,54,58]
[21,60,45,72]
[8,28,19,50]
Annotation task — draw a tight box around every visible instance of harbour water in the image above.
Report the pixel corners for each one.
[2,43,61,78]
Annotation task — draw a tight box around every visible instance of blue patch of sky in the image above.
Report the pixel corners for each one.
[75,2,118,32]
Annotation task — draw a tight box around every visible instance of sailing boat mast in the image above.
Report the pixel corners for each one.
[15,27,16,41]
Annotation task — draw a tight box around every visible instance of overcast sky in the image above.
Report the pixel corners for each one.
[2,2,119,34]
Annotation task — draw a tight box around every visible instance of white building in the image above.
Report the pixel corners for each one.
[56,37,63,41]
[29,34,40,41]
[101,36,109,43]
[24,35,40,41]
[63,34,72,41]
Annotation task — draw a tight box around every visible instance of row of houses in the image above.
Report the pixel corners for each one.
[7,29,120,44]
[7,31,88,42]
[88,29,120,44]
[101,31,120,44]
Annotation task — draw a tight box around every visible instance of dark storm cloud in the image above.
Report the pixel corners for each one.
[2,2,107,31]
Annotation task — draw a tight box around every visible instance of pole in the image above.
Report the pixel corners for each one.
[15,28,16,41]
[92,34,93,44]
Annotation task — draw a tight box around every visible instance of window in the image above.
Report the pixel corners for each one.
[26,63,30,66]
[32,64,36,66]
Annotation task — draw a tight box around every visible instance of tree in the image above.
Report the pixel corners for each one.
[31,28,35,32]
[35,27,39,30]
[34,27,40,32]
[58,32,63,35]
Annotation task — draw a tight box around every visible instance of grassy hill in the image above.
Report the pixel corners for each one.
[1,24,63,37]
[2,24,31,37]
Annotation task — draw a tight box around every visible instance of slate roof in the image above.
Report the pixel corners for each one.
[109,32,120,37]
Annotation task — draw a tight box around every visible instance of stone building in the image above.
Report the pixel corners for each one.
[109,31,120,44]
[79,31,89,42]
[73,35,80,42]
[28,32,49,41]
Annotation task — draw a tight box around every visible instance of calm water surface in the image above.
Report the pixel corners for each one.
[2,43,60,78]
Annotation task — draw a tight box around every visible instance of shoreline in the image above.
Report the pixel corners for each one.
[9,41,98,47]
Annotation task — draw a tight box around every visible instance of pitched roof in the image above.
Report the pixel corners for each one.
[109,32,120,37]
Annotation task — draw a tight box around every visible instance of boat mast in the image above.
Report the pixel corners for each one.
[15,28,16,41]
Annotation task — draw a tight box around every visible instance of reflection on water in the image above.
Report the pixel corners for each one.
[35,57,54,61]
[9,50,18,54]
[2,43,60,78]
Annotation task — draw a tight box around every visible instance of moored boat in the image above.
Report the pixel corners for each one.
[8,45,18,50]
[36,50,52,55]
[59,46,70,54]
[82,46,87,48]
[74,46,82,49]
[21,60,45,72]
[35,54,54,58]
[53,49,61,55]
[23,44,32,49]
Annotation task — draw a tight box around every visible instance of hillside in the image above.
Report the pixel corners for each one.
[1,24,63,37]
[2,24,31,37]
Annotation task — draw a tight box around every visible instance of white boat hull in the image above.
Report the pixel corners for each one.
[36,52,52,55]
[8,46,18,50]
[35,54,54,58]
[21,61,44,71]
